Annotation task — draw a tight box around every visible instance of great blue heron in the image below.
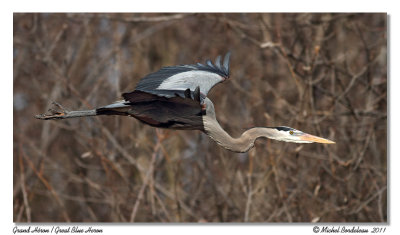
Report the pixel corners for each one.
[36,52,334,153]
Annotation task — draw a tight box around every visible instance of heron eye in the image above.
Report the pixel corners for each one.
[289,130,294,135]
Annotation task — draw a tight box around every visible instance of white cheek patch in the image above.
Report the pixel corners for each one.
[276,130,310,143]
[156,71,222,95]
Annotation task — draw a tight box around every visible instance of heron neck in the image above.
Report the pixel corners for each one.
[203,116,273,153]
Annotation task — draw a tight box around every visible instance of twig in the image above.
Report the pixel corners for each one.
[153,189,172,222]
[350,186,387,215]
[244,149,255,222]
[18,149,31,222]
[153,183,199,220]
[75,13,192,23]
[130,133,162,222]
[20,147,71,222]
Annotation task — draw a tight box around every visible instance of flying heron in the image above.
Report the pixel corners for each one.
[36,52,335,153]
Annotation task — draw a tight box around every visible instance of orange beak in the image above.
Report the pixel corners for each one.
[300,134,335,144]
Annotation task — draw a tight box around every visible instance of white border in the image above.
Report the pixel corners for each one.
[4,1,398,235]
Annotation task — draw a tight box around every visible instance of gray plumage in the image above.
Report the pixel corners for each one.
[135,52,231,97]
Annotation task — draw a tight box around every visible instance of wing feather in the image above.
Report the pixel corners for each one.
[214,55,222,70]
[222,51,231,75]
[135,52,231,97]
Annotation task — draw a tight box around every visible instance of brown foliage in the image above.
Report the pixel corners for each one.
[13,13,387,222]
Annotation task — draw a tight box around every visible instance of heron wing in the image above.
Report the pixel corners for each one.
[121,89,205,130]
[135,52,231,97]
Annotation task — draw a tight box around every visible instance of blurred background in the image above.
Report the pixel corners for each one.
[13,13,387,222]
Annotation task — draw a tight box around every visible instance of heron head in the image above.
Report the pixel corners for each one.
[268,126,335,144]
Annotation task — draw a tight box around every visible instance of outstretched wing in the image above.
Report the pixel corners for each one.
[120,87,205,130]
[135,52,231,97]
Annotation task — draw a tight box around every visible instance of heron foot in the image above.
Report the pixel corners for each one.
[35,102,69,120]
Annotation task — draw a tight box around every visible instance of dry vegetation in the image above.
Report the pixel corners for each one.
[13,13,387,222]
